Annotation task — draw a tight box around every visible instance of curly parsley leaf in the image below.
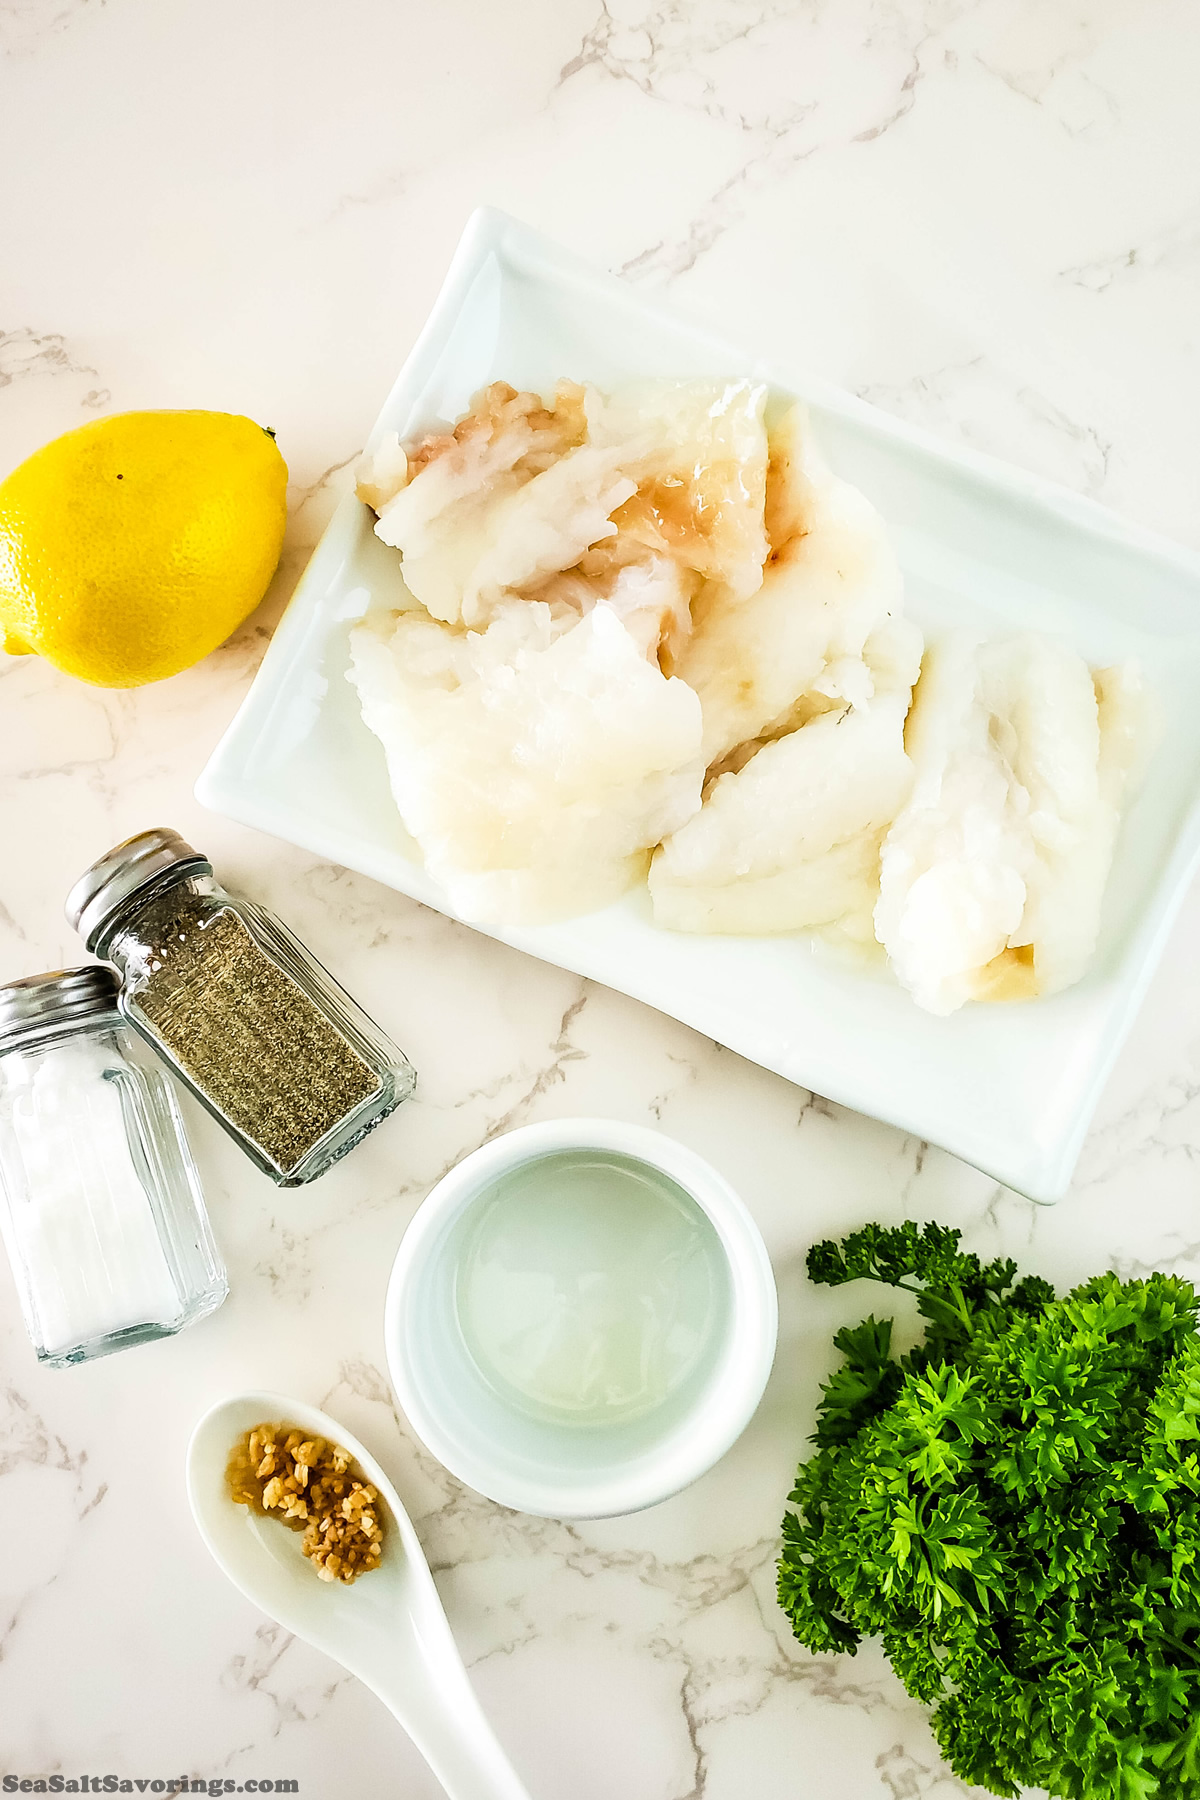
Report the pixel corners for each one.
[780,1223,1200,1800]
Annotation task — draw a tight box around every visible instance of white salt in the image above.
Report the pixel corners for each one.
[0,1038,182,1356]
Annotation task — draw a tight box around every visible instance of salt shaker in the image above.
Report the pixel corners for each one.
[66,828,416,1186]
[0,967,227,1368]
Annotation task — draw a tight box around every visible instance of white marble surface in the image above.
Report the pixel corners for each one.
[2,3,1200,1796]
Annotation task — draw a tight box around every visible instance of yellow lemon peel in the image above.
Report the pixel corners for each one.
[0,409,288,687]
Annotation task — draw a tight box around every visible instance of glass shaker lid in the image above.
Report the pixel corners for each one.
[65,827,211,955]
[0,966,122,1053]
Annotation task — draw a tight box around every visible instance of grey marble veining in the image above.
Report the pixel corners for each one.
[1,2,1199,1796]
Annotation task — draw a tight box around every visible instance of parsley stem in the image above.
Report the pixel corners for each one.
[1159,1632,1200,1667]
[951,1282,974,1333]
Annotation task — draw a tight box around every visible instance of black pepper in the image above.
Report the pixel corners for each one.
[132,893,382,1174]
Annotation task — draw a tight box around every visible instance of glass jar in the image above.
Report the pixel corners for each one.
[66,829,416,1186]
[0,967,228,1368]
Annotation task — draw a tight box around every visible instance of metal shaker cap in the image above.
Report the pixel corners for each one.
[65,828,212,956]
[0,966,122,1054]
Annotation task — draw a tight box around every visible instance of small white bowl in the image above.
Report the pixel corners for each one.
[384,1119,777,1519]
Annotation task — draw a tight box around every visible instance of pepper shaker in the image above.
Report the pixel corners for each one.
[66,829,416,1186]
[0,967,227,1367]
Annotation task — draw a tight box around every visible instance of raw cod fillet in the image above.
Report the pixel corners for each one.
[347,599,705,925]
[360,382,590,626]
[649,403,922,941]
[874,632,1154,1015]
[360,378,769,636]
[460,445,637,622]
[349,378,769,927]
[676,404,905,766]
[352,375,1152,1012]
[585,379,770,601]
[649,619,923,938]
[534,553,697,671]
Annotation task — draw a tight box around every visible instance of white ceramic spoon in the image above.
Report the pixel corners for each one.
[187,1391,533,1800]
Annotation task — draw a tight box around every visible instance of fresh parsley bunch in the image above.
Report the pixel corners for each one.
[778,1222,1200,1800]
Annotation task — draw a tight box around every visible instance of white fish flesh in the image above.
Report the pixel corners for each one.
[347,599,704,925]
[650,618,923,937]
[586,379,769,601]
[359,382,589,625]
[675,404,905,766]
[874,632,1154,1014]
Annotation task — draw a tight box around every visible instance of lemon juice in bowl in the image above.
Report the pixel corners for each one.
[385,1120,778,1519]
[454,1148,730,1428]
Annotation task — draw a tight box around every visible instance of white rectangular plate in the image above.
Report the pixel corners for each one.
[198,209,1200,1202]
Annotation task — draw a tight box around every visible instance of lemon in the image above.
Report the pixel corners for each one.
[0,410,288,687]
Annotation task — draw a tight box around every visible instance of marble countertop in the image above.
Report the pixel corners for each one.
[2,3,1200,1797]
